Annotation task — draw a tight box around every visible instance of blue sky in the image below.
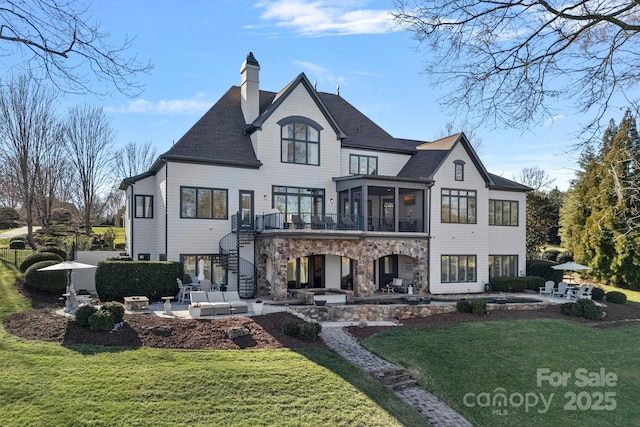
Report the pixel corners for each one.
[60,0,621,191]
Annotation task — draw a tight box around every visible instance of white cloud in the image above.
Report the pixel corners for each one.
[252,0,396,36]
[106,94,212,114]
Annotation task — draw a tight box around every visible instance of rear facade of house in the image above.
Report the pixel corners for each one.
[120,53,529,301]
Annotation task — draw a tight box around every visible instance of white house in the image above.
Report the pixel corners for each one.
[120,52,529,301]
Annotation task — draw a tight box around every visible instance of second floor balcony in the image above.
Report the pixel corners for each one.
[249,212,425,234]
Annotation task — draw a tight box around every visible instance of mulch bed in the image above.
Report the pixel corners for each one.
[5,281,640,350]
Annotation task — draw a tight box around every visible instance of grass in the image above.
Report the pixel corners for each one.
[92,227,125,246]
[363,319,640,427]
[0,266,426,427]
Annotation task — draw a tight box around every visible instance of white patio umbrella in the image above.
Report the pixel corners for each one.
[198,258,205,281]
[552,261,590,283]
[38,261,97,313]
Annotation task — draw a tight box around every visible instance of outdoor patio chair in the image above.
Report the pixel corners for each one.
[539,280,555,297]
[341,216,356,229]
[177,278,192,304]
[311,215,324,229]
[570,284,589,300]
[553,281,568,298]
[323,216,336,230]
[199,279,212,292]
[291,215,305,229]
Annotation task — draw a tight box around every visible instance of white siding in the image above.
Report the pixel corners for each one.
[488,189,527,276]
[340,149,412,177]
[428,142,489,294]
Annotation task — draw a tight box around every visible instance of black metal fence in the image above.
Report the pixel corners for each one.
[0,248,34,269]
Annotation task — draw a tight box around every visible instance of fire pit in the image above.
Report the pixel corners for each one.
[124,296,149,311]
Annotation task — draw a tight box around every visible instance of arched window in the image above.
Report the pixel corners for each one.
[454,159,465,181]
[278,116,322,165]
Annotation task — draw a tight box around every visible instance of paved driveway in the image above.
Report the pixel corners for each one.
[0,226,40,239]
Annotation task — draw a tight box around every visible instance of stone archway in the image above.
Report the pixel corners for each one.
[255,235,428,302]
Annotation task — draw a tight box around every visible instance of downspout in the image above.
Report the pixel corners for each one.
[164,161,169,259]
[129,184,134,258]
[426,182,434,294]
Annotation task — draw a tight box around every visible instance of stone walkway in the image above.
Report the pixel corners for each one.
[320,326,473,427]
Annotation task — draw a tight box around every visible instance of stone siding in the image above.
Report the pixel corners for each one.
[255,233,429,302]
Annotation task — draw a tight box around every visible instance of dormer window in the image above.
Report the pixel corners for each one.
[454,160,465,181]
[278,116,322,166]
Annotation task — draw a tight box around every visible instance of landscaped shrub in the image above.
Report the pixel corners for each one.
[0,206,20,228]
[19,252,63,273]
[489,277,527,292]
[526,260,563,283]
[101,302,124,323]
[38,245,68,261]
[581,300,604,320]
[95,261,183,301]
[24,260,67,293]
[9,237,26,249]
[541,249,560,262]
[299,322,322,341]
[606,291,627,304]
[456,299,472,313]
[556,252,573,264]
[591,287,605,301]
[561,302,583,317]
[75,305,98,327]
[281,318,322,341]
[88,309,114,332]
[470,299,487,315]
[561,299,603,320]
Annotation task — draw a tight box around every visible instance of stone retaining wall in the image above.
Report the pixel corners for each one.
[290,301,550,323]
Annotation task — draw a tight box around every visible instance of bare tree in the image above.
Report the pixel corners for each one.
[65,105,115,234]
[0,75,58,247]
[0,161,22,208]
[0,0,152,96]
[394,0,640,133]
[34,122,69,234]
[437,120,483,153]
[513,167,556,192]
[114,141,157,180]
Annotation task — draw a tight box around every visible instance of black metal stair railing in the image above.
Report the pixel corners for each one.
[219,229,256,298]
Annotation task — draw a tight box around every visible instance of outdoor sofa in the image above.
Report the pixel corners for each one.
[188,291,248,318]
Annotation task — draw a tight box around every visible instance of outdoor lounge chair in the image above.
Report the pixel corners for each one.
[341,216,356,229]
[568,284,589,300]
[222,291,249,314]
[553,281,568,298]
[291,214,305,229]
[539,280,555,296]
[206,291,232,315]
[323,216,336,230]
[311,215,324,229]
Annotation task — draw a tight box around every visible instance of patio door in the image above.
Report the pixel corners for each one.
[239,190,254,230]
[378,255,398,288]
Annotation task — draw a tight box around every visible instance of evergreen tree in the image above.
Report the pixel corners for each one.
[560,110,640,289]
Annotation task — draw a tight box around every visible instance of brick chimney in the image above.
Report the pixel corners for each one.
[240,52,260,124]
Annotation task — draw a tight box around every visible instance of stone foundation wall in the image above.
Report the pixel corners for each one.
[256,234,429,302]
[289,301,550,323]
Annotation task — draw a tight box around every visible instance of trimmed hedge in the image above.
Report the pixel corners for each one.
[606,291,627,304]
[457,299,487,315]
[88,310,114,332]
[75,305,98,327]
[281,318,322,341]
[561,299,603,320]
[101,302,125,323]
[24,260,67,293]
[591,287,605,301]
[527,260,563,283]
[19,252,63,273]
[95,261,183,302]
[38,245,68,261]
[489,276,544,292]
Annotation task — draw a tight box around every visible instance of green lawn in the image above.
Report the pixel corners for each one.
[0,267,426,427]
[92,226,126,246]
[363,317,640,427]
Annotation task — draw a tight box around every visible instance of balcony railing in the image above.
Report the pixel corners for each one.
[255,212,424,233]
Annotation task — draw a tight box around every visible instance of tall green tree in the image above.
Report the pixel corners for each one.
[560,110,640,288]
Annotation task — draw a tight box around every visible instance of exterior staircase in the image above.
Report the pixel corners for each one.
[370,368,418,390]
[219,229,256,298]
